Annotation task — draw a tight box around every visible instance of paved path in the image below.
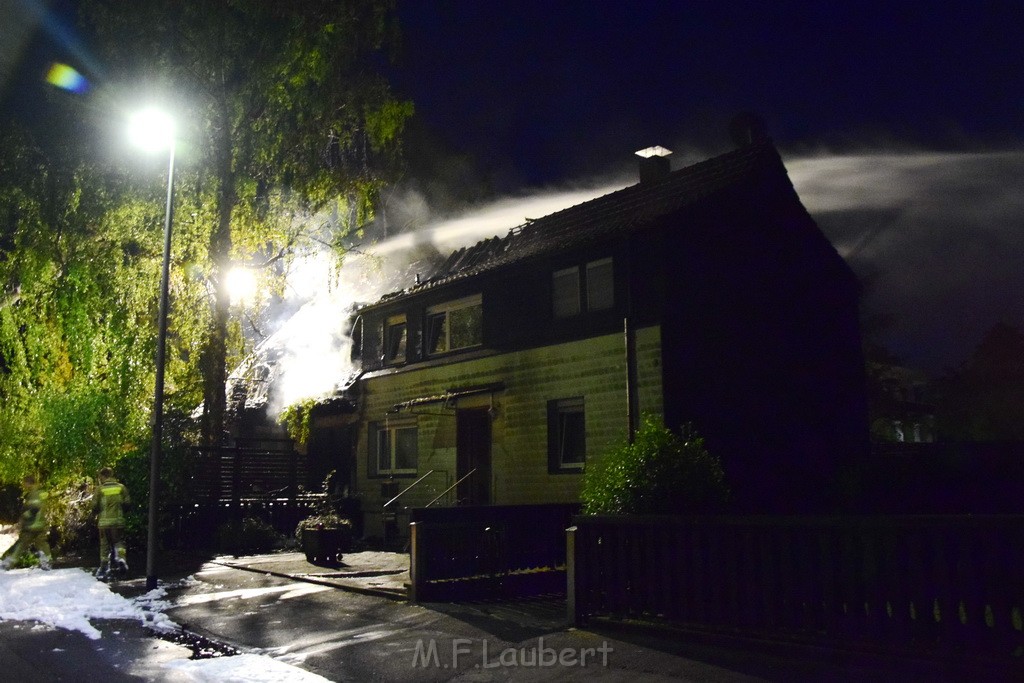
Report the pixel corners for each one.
[211,550,408,599]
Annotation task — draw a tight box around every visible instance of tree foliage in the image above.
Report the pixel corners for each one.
[1,3,410,522]
[936,322,1024,440]
[0,123,154,487]
[81,0,412,445]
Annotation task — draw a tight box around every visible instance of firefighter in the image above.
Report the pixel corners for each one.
[1,474,52,570]
[94,467,130,580]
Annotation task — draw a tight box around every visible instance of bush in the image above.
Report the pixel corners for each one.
[581,416,730,515]
[295,513,352,544]
[47,478,98,555]
[218,517,285,556]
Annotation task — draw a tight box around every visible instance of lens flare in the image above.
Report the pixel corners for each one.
[44,62,88,94]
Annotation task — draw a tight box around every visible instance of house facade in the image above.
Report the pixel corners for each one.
[329,130,868,539]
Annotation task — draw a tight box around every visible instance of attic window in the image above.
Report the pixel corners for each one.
[552,267,580,317]
[553,257,614,318]
[383,314,407,364]
[426,294,483,355]
[586,258,614,311]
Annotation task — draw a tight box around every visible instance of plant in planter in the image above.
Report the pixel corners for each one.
[296,470,353,564]
[295,513,352,564]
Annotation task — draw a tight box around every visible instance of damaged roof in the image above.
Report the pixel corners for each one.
[374,140,789,306]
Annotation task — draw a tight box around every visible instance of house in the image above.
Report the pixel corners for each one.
[866,361,935,443]
[328,120,868,539]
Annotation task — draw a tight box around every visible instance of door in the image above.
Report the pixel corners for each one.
[456,408,491,505]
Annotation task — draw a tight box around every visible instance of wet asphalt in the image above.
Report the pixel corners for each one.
[1,551,1008,682]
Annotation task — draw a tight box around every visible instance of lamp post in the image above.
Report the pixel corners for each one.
[128,107,176,591]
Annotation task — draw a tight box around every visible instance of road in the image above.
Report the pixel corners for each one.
[0,551,992,681]
[158,560,958,682]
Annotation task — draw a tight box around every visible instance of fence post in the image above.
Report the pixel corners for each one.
[409,521,423,603]
[567,525,580,626]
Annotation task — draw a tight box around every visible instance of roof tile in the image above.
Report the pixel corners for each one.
[377,142,783,303]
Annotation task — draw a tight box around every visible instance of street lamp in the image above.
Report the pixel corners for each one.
[128,106,176,591]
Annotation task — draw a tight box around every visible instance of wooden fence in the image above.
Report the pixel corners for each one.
[409,503,579,601]
[188,445,311,502]
[568,515,1024,662]
[165,445,318,546]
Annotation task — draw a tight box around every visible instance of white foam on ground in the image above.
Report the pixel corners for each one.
[0,565,330,680]
[165,653,332,682]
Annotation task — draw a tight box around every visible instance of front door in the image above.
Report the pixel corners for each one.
[456,408,491,505]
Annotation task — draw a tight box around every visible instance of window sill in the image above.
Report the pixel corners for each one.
[548,466,585,475]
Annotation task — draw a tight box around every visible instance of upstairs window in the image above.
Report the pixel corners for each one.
[548,397,586,472]
[371,420,418,476]
[552,267,580,318]
[426,294,483,355]
[552,257,613,318]
[586,258,614,311]
[383,314,407,364]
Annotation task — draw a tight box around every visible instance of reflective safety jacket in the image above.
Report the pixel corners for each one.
[21,485,49,532]
[95,479,130,528]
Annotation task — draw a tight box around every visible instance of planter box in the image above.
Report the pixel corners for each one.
[301,526,351,564]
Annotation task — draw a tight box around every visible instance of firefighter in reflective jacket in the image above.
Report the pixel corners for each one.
[94,467,130,579]
[1,474,52,570]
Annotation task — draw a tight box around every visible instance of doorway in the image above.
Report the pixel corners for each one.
[456,408,491,505]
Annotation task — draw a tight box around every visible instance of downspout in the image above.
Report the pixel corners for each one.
[624,237,639,443]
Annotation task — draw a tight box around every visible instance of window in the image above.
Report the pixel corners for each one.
[586,258,614,311]
[426,295,482,355]
[548,397,586,472]
[552,267,581,318]
[383,314,407,364]
[552,257,613,318]
[371,421,418,476]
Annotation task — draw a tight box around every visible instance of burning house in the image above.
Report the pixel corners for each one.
[335,123,867,539]
[228,121,869,540]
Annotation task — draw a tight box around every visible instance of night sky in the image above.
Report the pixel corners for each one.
[2,0,1022,372]
[390,1,1024,372]
[391,1,1023,187]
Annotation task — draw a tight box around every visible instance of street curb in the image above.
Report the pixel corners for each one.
[209,559,408,602]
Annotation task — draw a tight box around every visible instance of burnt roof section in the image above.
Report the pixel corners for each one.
[372,141,788,307]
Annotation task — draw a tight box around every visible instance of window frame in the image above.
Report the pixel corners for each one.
[547,397,586,473]
[425,294,483,356]
[383,314,408,365]
[552,266,581,318]
[551,257,614,318]
[370,419,418,477]
[585,257,614,312]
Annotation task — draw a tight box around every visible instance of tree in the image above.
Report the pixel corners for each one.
[81,0,412,444]
[0,120,156,485]
[936,322,1024,440]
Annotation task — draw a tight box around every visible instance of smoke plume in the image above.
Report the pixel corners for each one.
[787,150,1024,371]
[237,148,1024,417]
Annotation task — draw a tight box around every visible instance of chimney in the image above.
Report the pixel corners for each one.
[635,145,672,183]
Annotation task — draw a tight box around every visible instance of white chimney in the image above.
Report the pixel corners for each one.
[635,146,672,183]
